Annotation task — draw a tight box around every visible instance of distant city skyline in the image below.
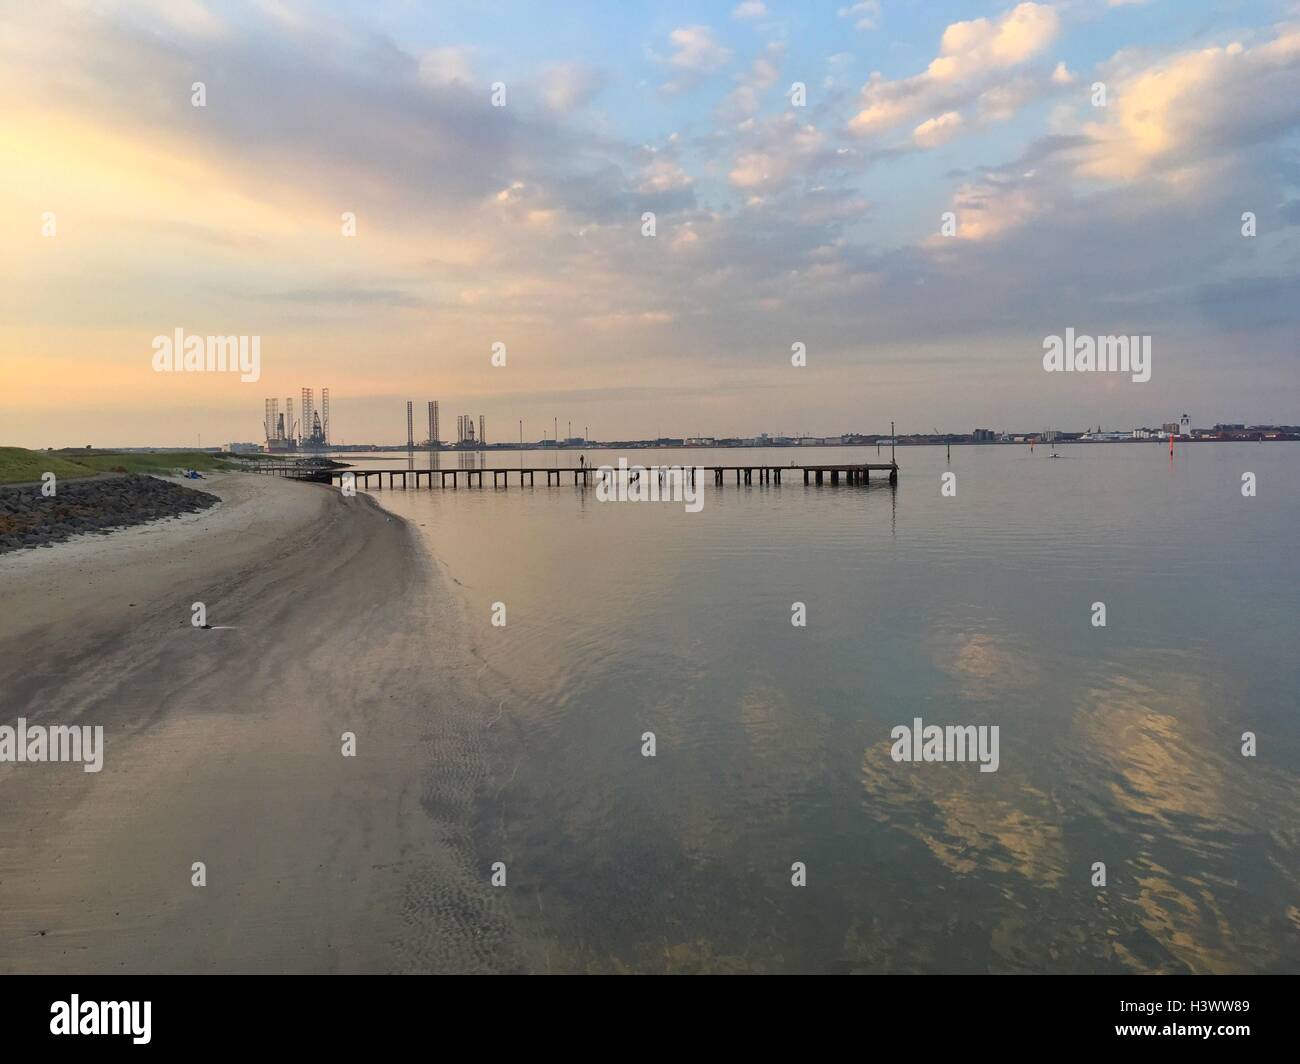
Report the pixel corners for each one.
[4,1,1299,447]
[218,413,1300,452]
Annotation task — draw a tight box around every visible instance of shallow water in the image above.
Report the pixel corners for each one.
[347,443,1298,973]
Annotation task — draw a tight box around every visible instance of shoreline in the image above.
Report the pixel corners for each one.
[0,472,520,973]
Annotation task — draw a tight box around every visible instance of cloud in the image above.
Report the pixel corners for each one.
[849,3,1060,138]
[418,46,475,87]
[265,285,427,307]
[938,172,1049,242]
[660,25,733,93]
[667,26,731,72]
[838,2,882,32]
[1078,27,1300,181]
[977,74,1041,122]
[935,2,1059,76]
[913,111,964,147]
[111,0,226,39]
[638,158,694,194]
[726,113,847,190]
[719,42,784,120]
[5,0,1298,443]
[732,2,767,21]
[538,62,605,111]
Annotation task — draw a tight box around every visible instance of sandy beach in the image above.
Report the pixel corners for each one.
[0,473,520,973]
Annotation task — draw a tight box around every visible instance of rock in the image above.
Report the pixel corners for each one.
[0,475,219,554]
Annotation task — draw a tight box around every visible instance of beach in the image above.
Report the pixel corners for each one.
[0,473,519,973]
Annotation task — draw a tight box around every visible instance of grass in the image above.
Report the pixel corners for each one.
[0,448,100,485]
[0,447,238,485]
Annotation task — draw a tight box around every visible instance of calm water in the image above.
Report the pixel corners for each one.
[344,443,1298,973]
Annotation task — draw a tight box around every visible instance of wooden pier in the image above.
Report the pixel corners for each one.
[249,462,899,489]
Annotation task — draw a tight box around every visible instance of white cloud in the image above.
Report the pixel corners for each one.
[912,110,964,147]
[838,2,882,31]
[936,177,1045,242]
[719,42,784,119]
[732,2,767,20]
[728,117,831,189]
[126,0,225,38]
[1079,26,1300,180]
[418,46,475,87]
[667,25,731,72]
[977,75,1040,122]
[849,3,1060,137]
[539,63,603,111]
[661,25,733,93]
[638,158,694,194]
[932,2,1060,81]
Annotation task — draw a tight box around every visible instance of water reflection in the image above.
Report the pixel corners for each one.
[358,444,1298,973]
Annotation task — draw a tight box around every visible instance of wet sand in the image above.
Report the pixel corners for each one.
[0,473,520,973]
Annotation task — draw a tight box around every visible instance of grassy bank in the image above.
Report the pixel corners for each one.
[0,447,236,485]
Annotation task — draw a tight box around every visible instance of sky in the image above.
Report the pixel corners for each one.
[2,0,1298,447]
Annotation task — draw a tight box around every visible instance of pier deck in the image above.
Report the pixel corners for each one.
[253,462,899,488]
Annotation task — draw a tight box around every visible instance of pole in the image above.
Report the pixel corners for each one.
[891,421,895,465]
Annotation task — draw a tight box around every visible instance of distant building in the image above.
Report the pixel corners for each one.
[227,442,261,453]
[973,428,996,442]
